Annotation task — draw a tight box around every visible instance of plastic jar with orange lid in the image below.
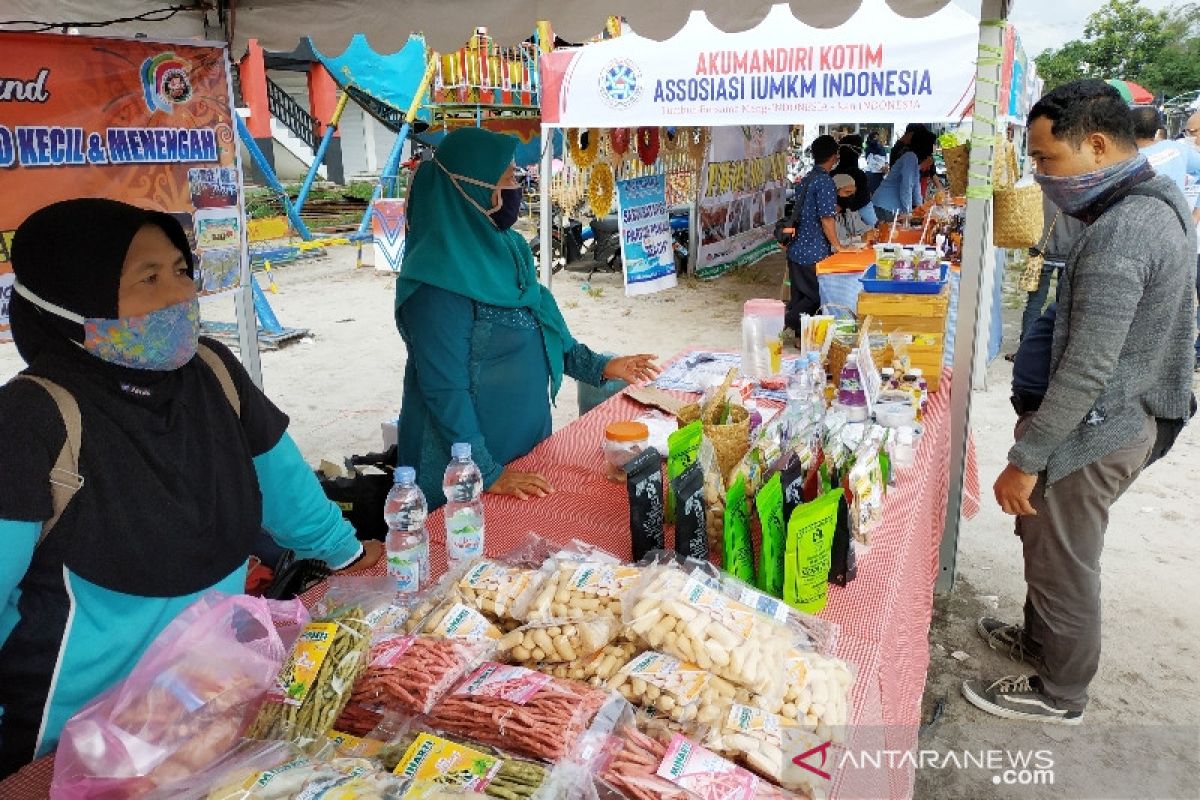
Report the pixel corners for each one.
[603,421,649,481]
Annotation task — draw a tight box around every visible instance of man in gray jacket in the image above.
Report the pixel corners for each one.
[965,80,1196,724]
[1015,195,1086,345]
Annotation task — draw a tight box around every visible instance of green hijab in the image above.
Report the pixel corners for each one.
[394,126,572,397]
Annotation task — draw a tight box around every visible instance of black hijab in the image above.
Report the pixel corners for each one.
[831,136,871,212]
[10,198,195,370]
[1,198,287,597]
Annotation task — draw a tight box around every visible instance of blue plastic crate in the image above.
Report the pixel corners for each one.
[859,263,948,294]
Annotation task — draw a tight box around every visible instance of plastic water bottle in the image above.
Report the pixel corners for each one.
[442,443,485,568]
[384,466,429,593]
[807,352,826,409]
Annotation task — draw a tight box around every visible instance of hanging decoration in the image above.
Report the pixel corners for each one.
[685,127,709,163]
[588,162,615,218]
[607,127,632,170]
[637,127,660,166]
[663,126,684,154]
[566,127,600,169]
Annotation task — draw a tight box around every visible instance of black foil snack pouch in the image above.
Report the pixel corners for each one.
[780,452,806,527]
[828,489,857,587]
[626,447,665,561]
[672,461,708,560]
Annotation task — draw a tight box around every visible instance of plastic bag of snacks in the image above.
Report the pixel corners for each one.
[607,650,739,735]
[333,635,493,735]
[598,723,695,800]
[623,560,796,702]
[496,617,620,663]
[653,733,803,800]
[703,703,796,785]
[52,594,309,800]
[514,635,642,688]
[518,558,640,622]
[147,740,410,800]
[406,593,505,642]
[452,558,546,628]
[246,588,380,747]
[709,567,840,656]
[350,716,588,800]
[423,662,610,763]
[774,650,853,744]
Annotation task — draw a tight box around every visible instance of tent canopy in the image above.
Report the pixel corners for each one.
[542,0,979,127]
[2,0,956,55]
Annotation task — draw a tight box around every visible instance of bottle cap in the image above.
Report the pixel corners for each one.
[451,442,472,460]
[605,420,649,443]
[394,466,416,485]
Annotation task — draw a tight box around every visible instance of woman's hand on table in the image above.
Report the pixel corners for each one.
[488,468,555,501]
[336,539,385,573]
[604,354,661,385]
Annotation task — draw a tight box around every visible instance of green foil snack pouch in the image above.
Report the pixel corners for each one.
[784,488,840,614]
[666,420,704,518]
[723,474,755,584]
[755,473,785,598]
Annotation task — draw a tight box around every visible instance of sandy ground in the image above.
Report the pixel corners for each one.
[1,244,1196,799]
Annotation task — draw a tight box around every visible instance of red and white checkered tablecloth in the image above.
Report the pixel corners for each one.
[0,365,979,800]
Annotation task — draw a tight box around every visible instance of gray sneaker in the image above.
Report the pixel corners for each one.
[977,616,1043,667]
[962,675,1083,725]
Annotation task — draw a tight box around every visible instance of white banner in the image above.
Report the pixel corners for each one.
[0,272,12,343]
[696,126,790,280]
[617,174,677,296]
[541,0,979,128]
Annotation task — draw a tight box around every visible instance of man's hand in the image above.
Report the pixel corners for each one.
[488,468,554,501]
[994,464,1039,516]
[603,354,661,385]
[336,539,384,573]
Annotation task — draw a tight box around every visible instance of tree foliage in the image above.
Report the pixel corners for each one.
[1033,0,1200,97]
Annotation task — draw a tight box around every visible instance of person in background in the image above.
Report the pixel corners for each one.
[872,128,935,223]
[830,134,878,228]
[1181,110,1200,367]
[1131,106,1200,192]
[864,130,889,193]
[781,135,846,331]
[833,173,872,243]
[1009,195,1086,352]
[971,80,1195,726]
[0,199,383,775]
[394,127,659,508]
[889,122,928,167]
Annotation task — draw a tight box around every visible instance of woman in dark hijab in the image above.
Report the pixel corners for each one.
[830,134,878,228]
[0,198,380,777]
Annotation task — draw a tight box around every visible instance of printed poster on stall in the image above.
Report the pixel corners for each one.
[371,199,407,272]
[696,125,790,280]
[0,32,245,342]
[616,173,677,296]
[540,0,979,128]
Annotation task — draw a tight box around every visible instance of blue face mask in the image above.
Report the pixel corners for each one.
[489,187,524,231]
[14,282,200,371]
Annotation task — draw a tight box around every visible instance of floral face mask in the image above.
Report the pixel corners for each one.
[13,282,200,371]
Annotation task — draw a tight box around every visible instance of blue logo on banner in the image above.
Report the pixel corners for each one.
[600,59,642,107]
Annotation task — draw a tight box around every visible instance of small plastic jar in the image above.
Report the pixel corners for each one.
[603,421,649,481]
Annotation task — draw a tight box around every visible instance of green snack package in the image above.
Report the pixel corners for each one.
[666,420,704,518]
[755,473,785,598]
[723,474,755,584]
[783,488,841,614]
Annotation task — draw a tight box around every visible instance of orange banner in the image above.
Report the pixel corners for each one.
[0,32,244,341]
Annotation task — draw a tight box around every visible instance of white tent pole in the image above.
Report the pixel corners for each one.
[539,124,553,290]
[937,0,1010,594]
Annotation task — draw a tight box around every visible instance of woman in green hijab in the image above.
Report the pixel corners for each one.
[395,127,659,506]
